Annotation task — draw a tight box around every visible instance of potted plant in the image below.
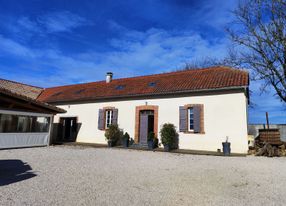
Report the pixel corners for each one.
[121,132,130,148]
[160,123,177,152]
[105,124,123,147]
[147,132,158,150]
[129,138,134,146]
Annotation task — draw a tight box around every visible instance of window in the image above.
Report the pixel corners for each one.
[0,113,50,133]
[148,82,156,87]
[74,89,85,94]
[179,104,204,134]
[115,85,125,90]
[98,108,118,130]
[52,92,63,97]
[188,107,194,131]
[105,110,113,128]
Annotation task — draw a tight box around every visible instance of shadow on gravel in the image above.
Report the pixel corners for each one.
[0,159,36,186]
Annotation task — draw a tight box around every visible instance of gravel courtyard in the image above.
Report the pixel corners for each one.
[1,146,286,206]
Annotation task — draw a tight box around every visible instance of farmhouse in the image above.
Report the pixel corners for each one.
[0,67,249,153]
[36,66,249,153]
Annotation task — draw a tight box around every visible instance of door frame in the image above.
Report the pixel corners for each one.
[134,105,158,144]
[139,110,154,144]
[59,116,78,141]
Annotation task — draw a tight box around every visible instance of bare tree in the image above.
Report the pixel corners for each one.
[226,0,286,102]
[183,57,225,70]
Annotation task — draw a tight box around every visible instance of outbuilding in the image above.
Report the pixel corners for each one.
[0,79,65,149]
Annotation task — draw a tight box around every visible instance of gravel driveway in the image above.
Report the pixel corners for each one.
[1,146,286,206]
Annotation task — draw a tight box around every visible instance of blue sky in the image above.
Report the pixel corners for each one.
[0,0,285,123]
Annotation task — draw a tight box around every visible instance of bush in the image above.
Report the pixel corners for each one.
[105,124,123,144]
[160,123,177,147]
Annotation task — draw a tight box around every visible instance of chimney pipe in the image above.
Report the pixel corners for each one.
[106,72,113,83]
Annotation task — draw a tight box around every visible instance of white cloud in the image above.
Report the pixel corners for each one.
[106,25,229,74]
[198,0,238,27]
[249,80,286,124]
[17,17,41,32]
[37,11,88,33]
[7,11,89,37]
[0,22,284,123]
[0,35,36,58]
[0,23,231,87]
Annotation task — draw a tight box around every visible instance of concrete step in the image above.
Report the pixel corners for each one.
[130,143,148,149]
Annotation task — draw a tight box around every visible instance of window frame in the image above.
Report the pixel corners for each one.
[105,109,113,129]
[188,107,194,132]
[181,104,205,134]
[0,113,51,133]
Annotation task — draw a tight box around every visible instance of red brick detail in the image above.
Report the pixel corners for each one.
[134,105,158,143]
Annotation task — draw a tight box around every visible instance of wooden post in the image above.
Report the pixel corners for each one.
[266,112,269,130]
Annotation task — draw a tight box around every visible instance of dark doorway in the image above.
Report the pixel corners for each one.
[59,117,78,142]
[139,110,154,145]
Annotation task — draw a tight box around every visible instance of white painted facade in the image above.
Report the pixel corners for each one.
[53,91,249,154]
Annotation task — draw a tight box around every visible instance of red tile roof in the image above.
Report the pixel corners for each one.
[0,87,66,113]
[0,78,43,100]
[37,66,249,103]
[0,78,65,113]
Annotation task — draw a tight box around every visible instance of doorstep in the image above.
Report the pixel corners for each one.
[123,146,246,157]
[52,142,108,148]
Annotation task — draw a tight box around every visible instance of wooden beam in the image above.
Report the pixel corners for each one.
[266,112,269,129]
[0,95,52,113]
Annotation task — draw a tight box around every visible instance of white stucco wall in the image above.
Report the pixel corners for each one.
[53,92,248,154]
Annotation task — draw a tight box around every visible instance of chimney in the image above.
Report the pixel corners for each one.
[106,72,113,83]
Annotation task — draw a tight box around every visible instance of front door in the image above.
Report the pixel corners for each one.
[60,117,78,142]
[139,110,154,145]
[139,114,148,144]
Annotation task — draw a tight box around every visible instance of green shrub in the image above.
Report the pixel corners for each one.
[160,123,177,147]
[105,124,123,143]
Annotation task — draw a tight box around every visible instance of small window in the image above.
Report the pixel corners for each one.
[115,85,125,90]
[188,107,194,131]
[105,110,113,128]
[148,82,156,87]
[52,92,63,97]
[74,89,85,94]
